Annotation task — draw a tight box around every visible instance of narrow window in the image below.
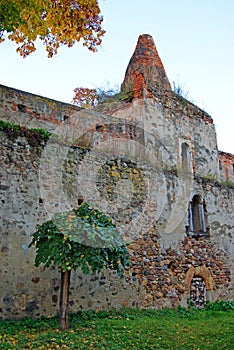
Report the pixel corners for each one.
[188,195,208,237]
[181,142,191,170]
[190,277,206,309]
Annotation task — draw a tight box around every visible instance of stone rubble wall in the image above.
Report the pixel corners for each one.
[1,84,231,183]
[0,125,233,320]
[127,232,232,309]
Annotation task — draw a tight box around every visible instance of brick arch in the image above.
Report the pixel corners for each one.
[185,265,215,293]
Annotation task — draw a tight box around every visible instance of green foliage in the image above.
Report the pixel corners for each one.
[0,120,20,132]
[0,120,52,143]
[0,307,234,349]
[29,203,129,276]
[205,300,234,311]
[114,90,133,102]
[0,0,26,33]
[222,179,234,188]
[30,128,51,142]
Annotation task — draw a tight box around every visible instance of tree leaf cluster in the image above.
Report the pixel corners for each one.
[0,0,105,57]
[29,203,129,276]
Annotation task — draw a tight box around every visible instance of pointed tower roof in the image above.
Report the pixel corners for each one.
[121,34,171,98]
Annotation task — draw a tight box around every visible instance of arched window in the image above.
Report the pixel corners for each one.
[187,195,209,237]
[190,277,206,309]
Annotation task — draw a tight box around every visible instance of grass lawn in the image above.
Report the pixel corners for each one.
[0,304,233,349]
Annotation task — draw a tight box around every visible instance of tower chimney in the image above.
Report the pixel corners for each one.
[121,34,171,98]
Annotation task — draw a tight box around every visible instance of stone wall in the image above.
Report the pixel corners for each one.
[0,121,233,319]
[0,84,78,132]
[99,94,219,180]
[127,232,231,308]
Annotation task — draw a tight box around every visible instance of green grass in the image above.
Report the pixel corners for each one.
[0,306,233,349]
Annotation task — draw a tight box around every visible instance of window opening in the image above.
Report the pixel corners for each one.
[18,104,27,113]
[187,195,209,237]
[181,142,191,170]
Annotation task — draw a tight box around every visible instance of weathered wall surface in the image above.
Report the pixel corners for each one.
[127,231,232,308]
[106,94,219,179]
[0,118,233,319]
[0,127,146,319]
[0,84,79,132]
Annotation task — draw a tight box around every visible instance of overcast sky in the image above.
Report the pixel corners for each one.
[0,0,233,153]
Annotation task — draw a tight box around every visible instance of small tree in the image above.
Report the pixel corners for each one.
[29,203,129,330]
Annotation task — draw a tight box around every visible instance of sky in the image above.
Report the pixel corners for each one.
[0,0,233,153]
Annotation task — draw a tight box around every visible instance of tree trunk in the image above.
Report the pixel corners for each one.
[59,269,71,330]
